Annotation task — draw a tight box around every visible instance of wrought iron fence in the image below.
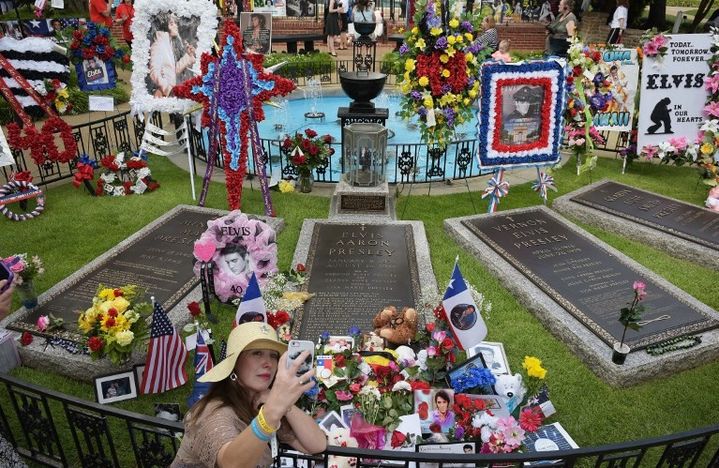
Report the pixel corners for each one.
[1,373,718,467]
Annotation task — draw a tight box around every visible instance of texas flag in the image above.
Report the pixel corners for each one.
[234,272,267,327]
[442,260,487,350]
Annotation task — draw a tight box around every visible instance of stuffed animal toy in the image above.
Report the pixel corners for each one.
[361,332,385,352]
[372,305,418,346]
[326,425,359,468]
[493,373,525,401]
[705,186,719,212]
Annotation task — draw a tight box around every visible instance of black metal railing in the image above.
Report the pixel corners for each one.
[1,373,718,467]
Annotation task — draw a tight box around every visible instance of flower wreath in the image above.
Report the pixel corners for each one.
[636,30,719,192]
[72,152,160,197]
[476,60,565,170]
[398,0,488,149]
[193,211,278,303]
[0,180,45,221]
[68,22,130,68]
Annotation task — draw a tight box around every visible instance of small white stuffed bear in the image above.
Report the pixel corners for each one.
[493,373,526,401]
[326,425,359,468]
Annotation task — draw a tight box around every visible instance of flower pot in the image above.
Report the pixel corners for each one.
[17,280,38,309]
[612,342,630,365]
[298,172,313,193]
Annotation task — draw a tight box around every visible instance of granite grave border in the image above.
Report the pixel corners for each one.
[445,206,719,387]
[553,179,719,270]
[1,205,284,382]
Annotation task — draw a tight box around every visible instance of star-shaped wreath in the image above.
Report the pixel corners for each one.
[174,20,295,212]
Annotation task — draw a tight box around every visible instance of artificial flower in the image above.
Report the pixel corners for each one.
[20,331,33,346]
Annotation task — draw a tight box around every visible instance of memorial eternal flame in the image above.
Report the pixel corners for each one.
[0,0,718,466]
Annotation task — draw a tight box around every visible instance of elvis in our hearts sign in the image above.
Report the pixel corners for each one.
[637,34,712,151]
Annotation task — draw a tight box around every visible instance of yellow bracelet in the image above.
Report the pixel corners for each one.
[257,406,279,434]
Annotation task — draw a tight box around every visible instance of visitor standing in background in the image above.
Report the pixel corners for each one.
[545,0,576,57]
[115,0,134,48]
[606,0,627,45]
[324,0,341,56]
[337,0,349,49]
[89,0,112,26]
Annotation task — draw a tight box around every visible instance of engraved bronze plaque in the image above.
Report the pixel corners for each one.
[571,181,719,250]
[11,209,218,341]
[293,223,421,340]
[462,209,718,349]
[340,195,386,212]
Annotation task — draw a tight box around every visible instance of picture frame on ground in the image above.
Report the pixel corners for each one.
[457,393,510,418]
[129,0,218,113]
[466,341,510,375]
[414,388,455,434]
[323,335,354,353]
[155,403,183,422]
[416,441,476,468]
[318,410,347,434]
[339,404,358,427]
[75,58,116,92]
[446,352,491,393]
[94,370,137,404]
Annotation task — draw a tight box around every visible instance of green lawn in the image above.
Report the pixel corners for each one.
[1,154,718,453]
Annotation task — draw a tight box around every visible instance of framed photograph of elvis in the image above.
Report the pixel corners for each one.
[76,58,116,91]
[129,0,218,114]
[239,12,272,55]
[476,60,566,172]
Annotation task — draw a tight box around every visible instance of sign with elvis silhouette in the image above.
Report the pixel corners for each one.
[637,34,712,151]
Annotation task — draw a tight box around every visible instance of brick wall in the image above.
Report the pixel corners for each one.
[578,11,642,48]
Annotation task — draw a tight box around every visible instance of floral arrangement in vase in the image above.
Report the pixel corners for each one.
[282,128,333,192]
[397,0,488,149]
[77,285,151,365]
[2,253,45,309]
[612,280,647,364]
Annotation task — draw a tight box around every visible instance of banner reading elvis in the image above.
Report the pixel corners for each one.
[590,48,639,132]
[637,34,712,151]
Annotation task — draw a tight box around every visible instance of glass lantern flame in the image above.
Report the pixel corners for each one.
[342,123,388,187]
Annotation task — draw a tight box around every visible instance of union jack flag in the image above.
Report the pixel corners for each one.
[140,301,188,395]
[194,331,214,376]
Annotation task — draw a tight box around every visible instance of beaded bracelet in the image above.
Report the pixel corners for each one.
[257,406,279,434]
[250,418,272,442]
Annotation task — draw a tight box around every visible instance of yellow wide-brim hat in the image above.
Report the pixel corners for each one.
[198,321,287,383]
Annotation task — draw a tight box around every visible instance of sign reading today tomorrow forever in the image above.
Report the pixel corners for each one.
[637,34,712,151]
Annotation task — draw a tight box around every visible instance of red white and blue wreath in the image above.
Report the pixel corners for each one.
[476,60,566,171]
[192,210,278,303]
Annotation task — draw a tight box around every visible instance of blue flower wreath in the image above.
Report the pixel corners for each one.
[449,365,496,393]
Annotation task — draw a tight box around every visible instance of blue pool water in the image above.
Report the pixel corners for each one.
[258,94,479,144]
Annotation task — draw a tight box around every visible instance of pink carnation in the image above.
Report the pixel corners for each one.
[668,136,688,152]
[643,41,659,56]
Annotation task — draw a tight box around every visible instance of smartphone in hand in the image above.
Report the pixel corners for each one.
[0,262,14,294]
[286,340,315,377]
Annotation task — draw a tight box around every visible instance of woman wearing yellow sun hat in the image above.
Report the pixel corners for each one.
[171,322,327,467]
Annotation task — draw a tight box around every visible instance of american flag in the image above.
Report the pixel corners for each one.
[140,300,188,394]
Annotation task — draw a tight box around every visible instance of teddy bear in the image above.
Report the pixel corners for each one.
[705,186,719,212]
[326,425,359,468]
[372,305,418,346]
[493,373,526,402]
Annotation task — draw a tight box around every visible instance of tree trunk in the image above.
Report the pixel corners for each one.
[649,0,667,30]
[691,0,716,32]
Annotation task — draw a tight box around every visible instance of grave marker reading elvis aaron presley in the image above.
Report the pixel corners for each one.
[569,180,718,250]
[461,208,718,349]
[10,208,219,341]
[293,223,421,340]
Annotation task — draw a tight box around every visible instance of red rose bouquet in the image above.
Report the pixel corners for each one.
[282,128,334,178]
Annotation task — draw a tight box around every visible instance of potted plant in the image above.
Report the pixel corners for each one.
[613,280,647,365]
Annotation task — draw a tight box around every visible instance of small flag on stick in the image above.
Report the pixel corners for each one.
[140,298,189,394]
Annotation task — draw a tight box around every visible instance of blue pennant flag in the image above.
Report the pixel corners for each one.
[234,272,267,326]
[187,330,214,408]
[442,260,487,350]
